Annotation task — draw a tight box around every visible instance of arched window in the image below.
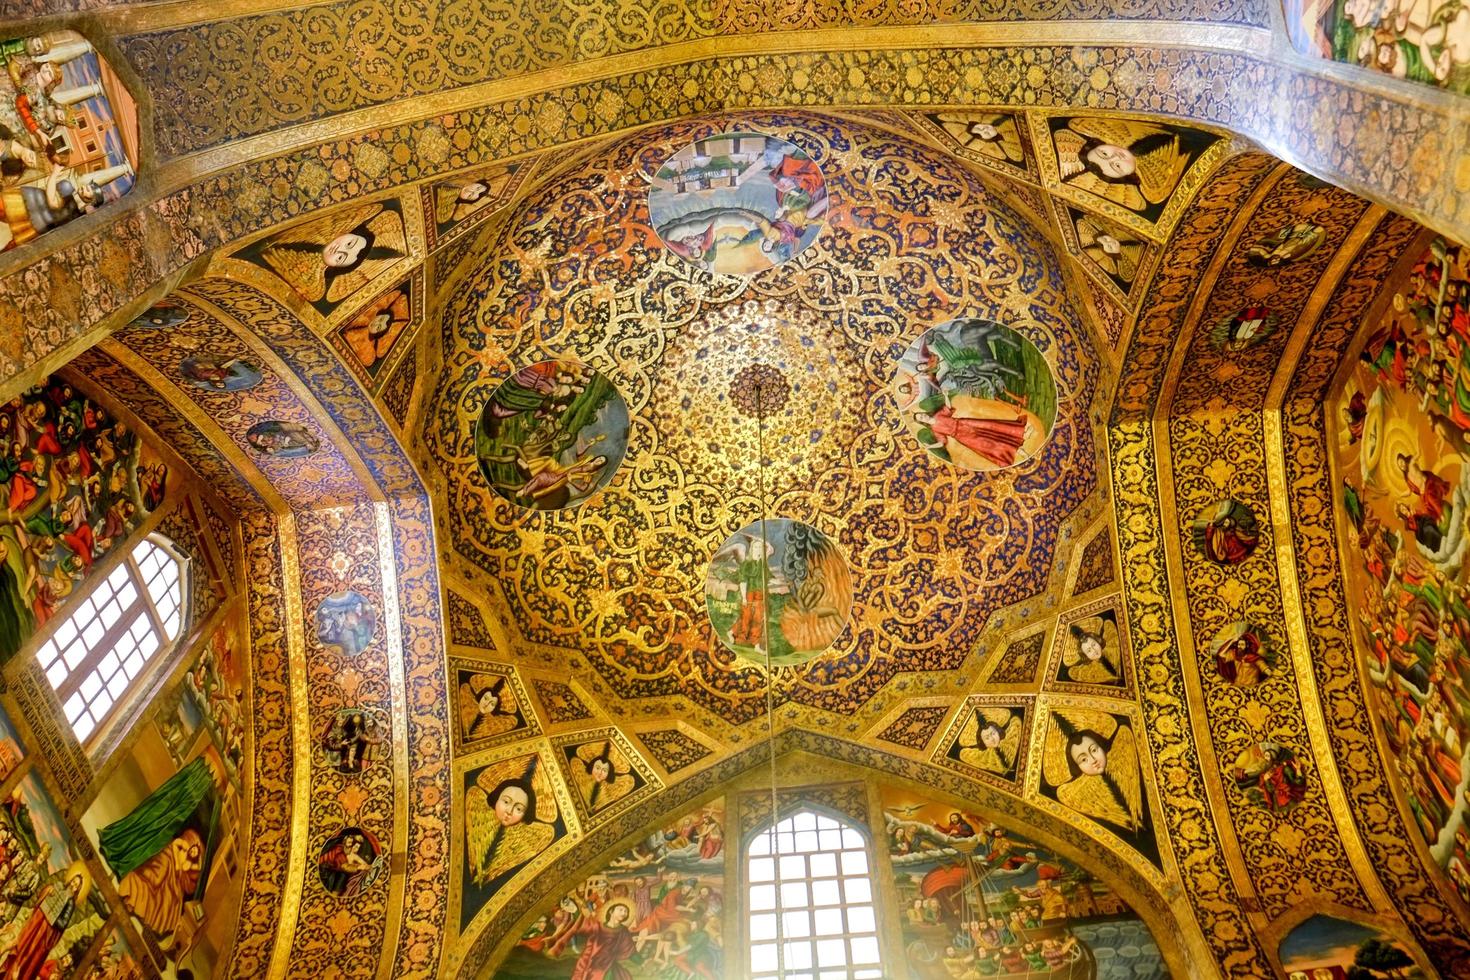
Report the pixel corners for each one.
[34,534,187,742]
[747,808,883,979]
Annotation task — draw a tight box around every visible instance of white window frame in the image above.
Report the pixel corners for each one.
[746,808,884,980]
[34,533,189,745]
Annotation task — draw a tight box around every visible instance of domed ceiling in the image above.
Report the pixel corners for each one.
[428,112,1103,727]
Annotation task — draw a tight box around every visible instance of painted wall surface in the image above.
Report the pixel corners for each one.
[880,787,1167,979]
[1336,238,1470,906]
[1283,0,1470,94]
[0,29,137,252]
[496,800,724,979]
[79,618,246,978]
[1279,914,1424,978]
[0,376,168,662]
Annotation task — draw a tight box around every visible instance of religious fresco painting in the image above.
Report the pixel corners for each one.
[704,518,853,667]
[1042,116,1220,233]
[557,730,655,820]
[916,111,1032,180]
[0,377,168,663]
[1229,741,1309,814]
[1040,709,1159,866]
[894,318,1057,472]
[500,800,724,980]
[319,707,386,775]
[317,826,386,897]
[0,30,137,252]
[1246,221,1328,267]
[939,702,1030,784]
[178,355,263,393]
[462,751,567,930]
[333,277,417,384]
[80,627,245,978]
[315,589,377,656]
[648,131,828,275]
[455,666,532,749]
[474,360,630,512]
[1210,620,1278,687]
[1336,236,1470,904]
[244,420,319,459]
[1279,914,1425,979]
[233,198,411,318]
[0,699,25,780]
[880,787,1167,980]
[0,770,112,979]
[1284,0,1470,94]
[128,303,189,331]
[1210,305,1280,352]
[1191,499,1261,565]
[1065,207,1149,300]
[422,159,533,248]
[1054,608,1127,690]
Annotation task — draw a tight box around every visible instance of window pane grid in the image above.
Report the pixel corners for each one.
[749,810,881,980]
[36,536,185,743]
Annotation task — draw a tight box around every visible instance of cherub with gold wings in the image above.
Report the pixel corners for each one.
[465,754,558,887]
[1075,214,1144,288]
[457,673,522,744]
[954,707,1022,778]
[1042,710,1151,850]
[934,112,1025,166]
[247,201,406,314]
[568,740,639,814]
[1054,118,1193,214]
[1062,616,1122,686]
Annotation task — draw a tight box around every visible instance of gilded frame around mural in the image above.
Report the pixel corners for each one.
[1028,110,1231,244]
[449,657,542,755]
[551,725,663,828]
[1045,596,1135,699]
[931,694,1034,790]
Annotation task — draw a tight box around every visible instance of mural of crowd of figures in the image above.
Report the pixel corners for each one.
[79,619,247,977]
[1279,914,1425,979]
[498,800,724,979]
[0,30,137,252]
[1337,237,1470,905]
[1285,0,1470,94]
[0,377,168,663]
[881,788,1166,980]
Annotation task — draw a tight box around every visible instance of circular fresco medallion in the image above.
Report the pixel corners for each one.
[474,360,629,512]
[1229,741,1308,813]
[1245,222,1326,267]
[1209,620,1276,686]
[704,518,852,667]
[129,302,190,330]
[318,826,386,896]
[648,131,828,275]
[894,317,1057,472]
[180,355,263,392]
[1191,498,1260,565]
[1210,305,1278,352]
[319,706,386,775]
[245,419,319,458]
[316,589,377,656]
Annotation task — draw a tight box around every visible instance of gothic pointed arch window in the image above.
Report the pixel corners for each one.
[32,533,187,742]
[746,808,884,979]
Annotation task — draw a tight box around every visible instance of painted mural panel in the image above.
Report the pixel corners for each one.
[421,159,534,249]
[1284,0,1470,94]
[880,788,1168,979]
[1336,237,1470,905]
[79,620,246,977]
[0,377,168,664]
[499,800,724,979]
[1279,914,1425,978]
[0,769,113,978]
[0,700,25,781]
[0,30,137,252]
[1039,708,1159,866]
[462,751,568,930]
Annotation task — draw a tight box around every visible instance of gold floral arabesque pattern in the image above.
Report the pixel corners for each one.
[447,589,498,649]
[1159,167,1375,920]
[119,0,1270,157]
[429,112,1101,725]
[987,631,1047,683]
[1283,215,1470,974]
[1073,526,1116,595]
[5,44,1467,399]
[876,705,950,750]
[637,728,713,772]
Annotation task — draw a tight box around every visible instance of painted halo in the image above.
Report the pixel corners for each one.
[474,359,630,512]
[704,518,852,667]
[895,317,1057,472]
[648,131,828,275]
